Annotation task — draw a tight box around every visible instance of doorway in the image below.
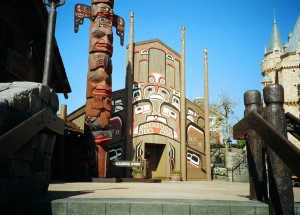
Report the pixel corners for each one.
[144,143,165,178]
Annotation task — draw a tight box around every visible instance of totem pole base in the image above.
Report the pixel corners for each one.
[92,177,118,183]
[96,145,108,178]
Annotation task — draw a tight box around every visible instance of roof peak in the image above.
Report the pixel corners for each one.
[267,16,284,53]
[285,14,300,53]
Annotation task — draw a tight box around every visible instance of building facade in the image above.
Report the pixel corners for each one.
[66,38,210,180]
[261,15,300,148]
[0,0,71,98]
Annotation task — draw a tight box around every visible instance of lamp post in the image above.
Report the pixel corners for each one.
[42,0,66,87]
[226,137,232,149]
[225,137,233,182]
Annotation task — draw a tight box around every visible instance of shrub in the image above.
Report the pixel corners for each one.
[211,143,225,149]
[171,170,182,174]
[132,168,142,174]
[213,167,228,176]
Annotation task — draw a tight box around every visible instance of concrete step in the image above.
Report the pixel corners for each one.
[50,198,300,215]
[51,198,267,215]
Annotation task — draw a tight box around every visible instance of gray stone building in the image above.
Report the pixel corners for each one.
[261,14,300,148]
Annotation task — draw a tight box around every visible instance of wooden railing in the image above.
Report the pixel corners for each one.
[233,84,300,215]
[234,111,300,177]
[0,108,64,161]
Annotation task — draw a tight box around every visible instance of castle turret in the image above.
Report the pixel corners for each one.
[285,14,300,53]
[261,16,283,87]
[266,17,284,55]
[261,14,300,149]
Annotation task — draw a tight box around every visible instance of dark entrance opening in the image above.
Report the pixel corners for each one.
[144,143,165,178]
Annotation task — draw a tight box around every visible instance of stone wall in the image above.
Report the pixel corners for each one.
[211,147,249,182]
[0,82,59,215]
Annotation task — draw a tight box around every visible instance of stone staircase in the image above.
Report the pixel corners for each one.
[232,156,249,182]
[212,148,249,182]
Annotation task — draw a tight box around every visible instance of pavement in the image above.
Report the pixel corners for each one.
[47,180,300,202]
[37,180,300,215]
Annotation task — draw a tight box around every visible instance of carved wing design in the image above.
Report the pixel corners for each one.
[113,15,125,46]
[74,4,91,33]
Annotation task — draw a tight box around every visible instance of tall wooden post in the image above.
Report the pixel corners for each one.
[204,49,211,180]
[180,26,187,181]
[263,84,294,214]
[125,11,134,177]
[74,0,124,178]
[244,90,268,202]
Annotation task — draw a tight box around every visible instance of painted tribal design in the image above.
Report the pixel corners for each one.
[74,0,124,177]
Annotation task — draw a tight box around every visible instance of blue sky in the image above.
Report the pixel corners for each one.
[55,0,300,123]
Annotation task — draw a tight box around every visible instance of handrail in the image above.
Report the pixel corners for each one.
[231,150,247,173]
[233,111,300,177]
[286,112,300,140]
[0,108,64,161]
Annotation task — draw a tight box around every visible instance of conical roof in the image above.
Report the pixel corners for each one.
[267,18,284,53]
[285,14,300,53]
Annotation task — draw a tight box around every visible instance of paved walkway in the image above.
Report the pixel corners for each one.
[44,180,300,215]
[48,180,300,202]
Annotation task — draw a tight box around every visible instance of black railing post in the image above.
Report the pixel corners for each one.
[244,90,268,202]
[263,84,294,215]
[42,0,66,87]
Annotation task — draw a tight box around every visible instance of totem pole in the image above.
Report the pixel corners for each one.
[74,0,124,178]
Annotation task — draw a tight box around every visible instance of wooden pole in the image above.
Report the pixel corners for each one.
[125,11,134,177]
[180,26,187,181]
[204,49,211,180]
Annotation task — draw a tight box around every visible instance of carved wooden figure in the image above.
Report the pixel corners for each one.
[74,0,124,177]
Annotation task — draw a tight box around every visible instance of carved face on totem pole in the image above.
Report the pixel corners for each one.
[74,0,124,177]
[85,0,115,144]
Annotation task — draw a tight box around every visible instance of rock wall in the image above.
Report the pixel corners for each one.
[211,147,249,182]
[0,82,59,215]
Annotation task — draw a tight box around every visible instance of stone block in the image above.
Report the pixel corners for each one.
[8,150,22,160]
[254,205,269,215]
[50,89,59,112]
[21,148,34,161]
[26,135,41,149]
[9,160,31,177]
[68,200,106,215]
[40,134,56,154]
[28,93,42,115]
[44,154,52,173]
[295,203,300,215]
[0,109,27,135]
[0,165,10,177]
[106,202,130,215]
[0,159,10,167]
[190,201,231,215]
[11,81,40,90]
[163,203,190,215]
[0,96,8,107]
[5,88,30,112]
[48,134,56,154]
[130,202,162,215]
[229,202,265,215]
[32,172,49,198]
[32,149,45,173]
[0,83,12,92]
[51,200,67,215]
[39,84,51,103]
